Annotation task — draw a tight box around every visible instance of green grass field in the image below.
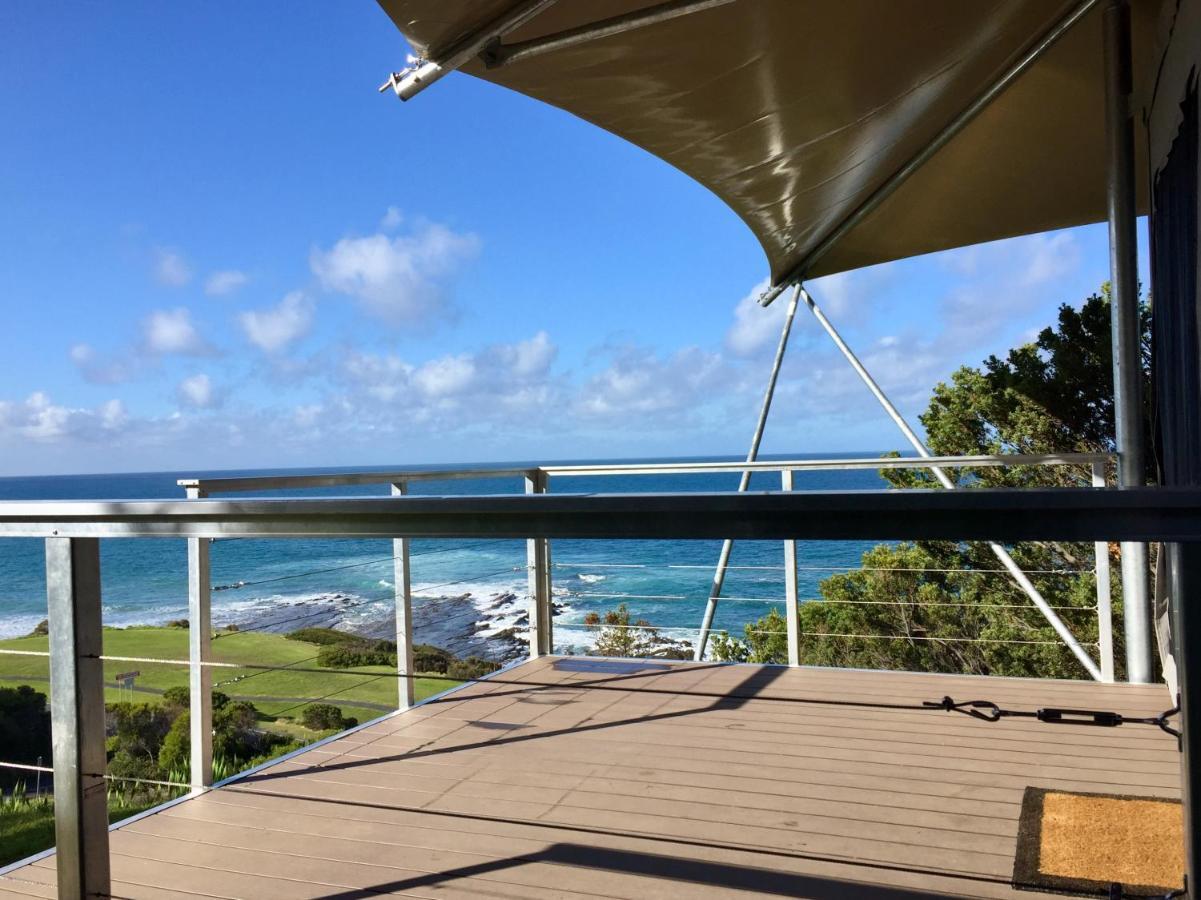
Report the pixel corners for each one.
[0,625,460,724]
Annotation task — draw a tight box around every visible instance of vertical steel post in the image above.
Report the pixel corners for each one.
[391,481,415,708]
[1092,461,1116,682]
[525,470,553,657]
[695,284,802,659]
[185,487,213,791]
[782,470,801,667]
[1104,0,1153,684]
[46,537,110,900]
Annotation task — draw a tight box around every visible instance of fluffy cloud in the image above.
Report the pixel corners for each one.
[204,270,248,296]
[176,373,218,409]
[154,248,192,287]
[310,218,479,326]
[0,393,128,442]
[239,291,314,354]
[142,307,212,356]
[577,345,725,419]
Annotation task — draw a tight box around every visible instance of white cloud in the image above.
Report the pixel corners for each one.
[70,343,138,384]
[238,291,314,354]
[413,355,476,398]
[724,279,779,357]
[177,373,218,409]
[142,307,212,356]
[0,392,130,442]
[311,218,479,326]
[577,345,725,419]
[380,206,402,230]
[204,270,248,296]
[1019,231,1080,286]
[154,248,192,287]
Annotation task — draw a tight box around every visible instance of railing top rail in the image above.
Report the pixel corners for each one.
[0,486,1191,541]
[177,453,1114,494]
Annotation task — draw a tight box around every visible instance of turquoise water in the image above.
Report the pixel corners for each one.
[0,456,891,653]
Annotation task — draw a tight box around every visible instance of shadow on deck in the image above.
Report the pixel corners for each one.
[0,658,1180,899]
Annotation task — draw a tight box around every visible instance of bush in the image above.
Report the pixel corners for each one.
[0,686,51,790]
[29,620,48,636]
[287,627,358,646]
[413,644,454,674]
[300,703,356,731]
[165,619,189,629]
[446,656,501,680]
[317,640,396,669]
[161,686,190,709]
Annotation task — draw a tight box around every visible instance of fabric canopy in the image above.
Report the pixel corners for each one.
[377,0,1155,284]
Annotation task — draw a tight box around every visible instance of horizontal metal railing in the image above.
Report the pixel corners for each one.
[176,452,1115,495]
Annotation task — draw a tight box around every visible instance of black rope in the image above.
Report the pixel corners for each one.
[924,694,1182,747]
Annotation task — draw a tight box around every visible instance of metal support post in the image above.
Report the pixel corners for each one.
[800,286,1104,681]
[525,471,553,657]
[1092,461,1116,682]
[782,470,801,667]
[186,536,212,789]
[1104,0,1153,684]
[185,487,213,790]
[695,284,801,660]
[46,537,110,900]
[392,482,415,708]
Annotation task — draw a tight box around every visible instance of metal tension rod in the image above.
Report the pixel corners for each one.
[759,0,1101,307]
[694,284,801,661]
[379,0,559,101]
[483,0,738,69]
[799,286,1105,681]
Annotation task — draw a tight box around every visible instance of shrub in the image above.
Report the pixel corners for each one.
[317,640,396,669]
[446,657,501,680]
[0,686,51,790]
[287,627,358,646]
[164,619,189,629]
[413,644,454,674]
[29,620,48,637]
[160,686,190,709]
[300,703,356,731]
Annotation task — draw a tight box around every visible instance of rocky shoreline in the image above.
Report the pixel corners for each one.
[212,588,561,664]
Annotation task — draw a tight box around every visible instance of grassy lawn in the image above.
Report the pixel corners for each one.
[0,626,457,723]
[0,795,177,869]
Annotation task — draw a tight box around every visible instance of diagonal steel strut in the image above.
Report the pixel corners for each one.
[694,284,801,660]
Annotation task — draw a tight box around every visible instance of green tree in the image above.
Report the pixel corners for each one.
[584,604,693,659]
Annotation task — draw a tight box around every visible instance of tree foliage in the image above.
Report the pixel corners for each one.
[584,604,693,659]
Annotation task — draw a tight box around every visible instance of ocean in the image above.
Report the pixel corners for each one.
[0,455,892,657]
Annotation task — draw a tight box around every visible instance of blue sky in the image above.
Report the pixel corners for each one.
[0,3,1145,476]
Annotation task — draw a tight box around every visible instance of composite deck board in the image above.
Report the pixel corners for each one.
[0,658,1181,899]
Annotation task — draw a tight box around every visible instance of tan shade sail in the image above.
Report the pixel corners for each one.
[377,0,1154,284]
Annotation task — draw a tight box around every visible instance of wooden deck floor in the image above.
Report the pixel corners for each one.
[0,658,1181,899]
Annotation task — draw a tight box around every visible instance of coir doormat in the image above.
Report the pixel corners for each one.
[1013,787,1183,896]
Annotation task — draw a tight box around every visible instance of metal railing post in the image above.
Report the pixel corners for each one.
[1092,461,1116,682]
[1103,0,1153,684]
[391,481,415,708]
[782,470,801,667]
[46,537,110,900]
[525,470,553,657]
[185,487,213,790]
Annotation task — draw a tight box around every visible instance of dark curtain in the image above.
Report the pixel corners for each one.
[1151,76,1198,692]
